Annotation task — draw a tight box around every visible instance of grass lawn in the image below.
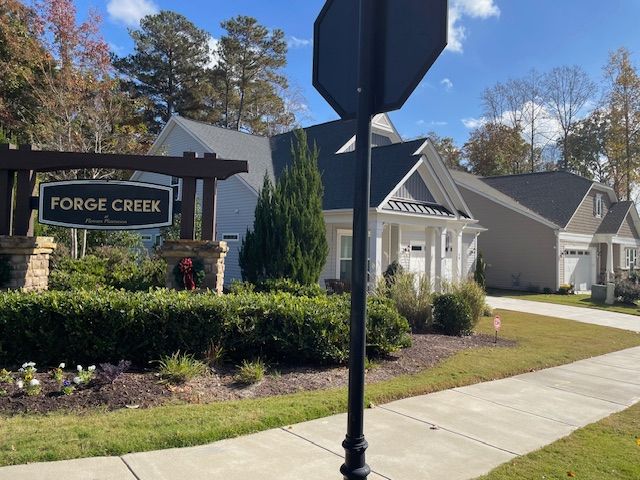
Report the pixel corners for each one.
[477,402,640,480]
[1,309,640,466]
[491,289,640,316]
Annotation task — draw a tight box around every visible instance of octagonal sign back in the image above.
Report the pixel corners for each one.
[313,0,448,119]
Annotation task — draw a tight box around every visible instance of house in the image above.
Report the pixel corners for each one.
[132,114,484,288]
[452,170,640,293]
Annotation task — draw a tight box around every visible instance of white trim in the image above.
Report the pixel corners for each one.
[336,135,356,154]
[558,232,595,243]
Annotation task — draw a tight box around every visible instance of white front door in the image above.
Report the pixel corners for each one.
[564,249,593,292]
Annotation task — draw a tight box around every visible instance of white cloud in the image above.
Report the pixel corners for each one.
[107,0,158,27]
[440,78,453,91]
[417,119,448,127]
[207,38,220,68]
[461,116,487,129]
[448,0,500,53]
[288,36,312,49]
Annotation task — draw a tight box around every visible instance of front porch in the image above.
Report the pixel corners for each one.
[321,209,481,291]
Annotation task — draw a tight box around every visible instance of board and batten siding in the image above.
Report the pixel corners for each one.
[392,171,436,203]
[565,189,612,235]
[618,213,640,239]
[460,187,557,291]
[462,233,477,280]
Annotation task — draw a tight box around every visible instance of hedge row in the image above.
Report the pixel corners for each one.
[0,289,411,367]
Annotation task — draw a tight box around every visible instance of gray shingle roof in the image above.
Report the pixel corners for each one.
[319,139,426,210]
[597,201,634,234]
[173,116,273,192]
[173,116,427,211]
[481,171,594,228]
[450,169,558,226]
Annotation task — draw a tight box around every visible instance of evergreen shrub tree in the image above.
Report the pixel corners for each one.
[240,130,328,285]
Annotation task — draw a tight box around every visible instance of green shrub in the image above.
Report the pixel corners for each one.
[383,260,404,286]
[449,281,486,328]
[615,280,640,305]
[49,248,165,291]
[0,290,410,366]
[474,252,486,289]
[229,278,324,297]
[376,271,432,332]
[156,352,208,384]
[235,358,266,384]
[432,293,473,336]
[558,284,575,295]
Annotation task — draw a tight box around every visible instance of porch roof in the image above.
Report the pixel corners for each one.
[596,201,634,234]
[382,198,454,217]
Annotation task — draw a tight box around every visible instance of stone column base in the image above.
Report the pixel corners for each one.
[0,236,56,292]
[159,240,228,294]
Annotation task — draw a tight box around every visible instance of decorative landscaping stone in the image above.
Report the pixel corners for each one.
[159,240,228,294]
[0,236,56,292]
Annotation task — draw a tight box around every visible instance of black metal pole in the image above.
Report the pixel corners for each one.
[340,1,374,479]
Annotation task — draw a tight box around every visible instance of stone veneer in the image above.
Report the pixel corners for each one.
[159,240,228,294]
[0,236,56,292]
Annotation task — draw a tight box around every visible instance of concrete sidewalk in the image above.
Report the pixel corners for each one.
[2,346,640,480]
[487,295,640,332]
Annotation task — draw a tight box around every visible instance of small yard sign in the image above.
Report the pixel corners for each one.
[494,315,501,344]
[39,180,173,230]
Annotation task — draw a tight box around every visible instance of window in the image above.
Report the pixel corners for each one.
[336,231,370,282]
[625,248,637,269]
[594,194,603,218]
[222,233,240,242]
[445,232,452,253]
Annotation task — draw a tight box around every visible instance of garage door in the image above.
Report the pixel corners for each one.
[564,249,593,292]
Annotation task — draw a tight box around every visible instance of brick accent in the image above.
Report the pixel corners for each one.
[0,236,56,292]
[159,240,228,294]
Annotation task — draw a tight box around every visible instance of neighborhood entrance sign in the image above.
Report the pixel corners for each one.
[314,1,448,479]
[39,180,173,230]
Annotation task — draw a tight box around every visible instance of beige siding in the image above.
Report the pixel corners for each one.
[618,213,640,239]
[460,187,558,291]
[566,189,611,234]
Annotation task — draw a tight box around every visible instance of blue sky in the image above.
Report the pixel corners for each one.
[82,0,640,145]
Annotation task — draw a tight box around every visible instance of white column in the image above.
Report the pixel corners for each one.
[369,219,384,284]
[606,240,614,282]
[425,227,436,287]
[434,227,447,292]
[451,228,463,283]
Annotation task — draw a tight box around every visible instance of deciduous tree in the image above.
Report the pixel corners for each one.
[463,123,529,176]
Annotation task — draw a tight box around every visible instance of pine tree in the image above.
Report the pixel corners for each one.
[239,130,328,285]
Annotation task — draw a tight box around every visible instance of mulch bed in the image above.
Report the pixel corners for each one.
[0,333,514,415]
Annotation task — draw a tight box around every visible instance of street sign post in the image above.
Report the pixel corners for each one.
[313,1,448,479]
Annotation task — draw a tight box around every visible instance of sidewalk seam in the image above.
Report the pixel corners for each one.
[280,428,393,480]
[377,405,520,457]
[585,359,640,371]
[451,389,579,427]
[119,457,142,480]
[555,366,640,386]
[511,377,630,406]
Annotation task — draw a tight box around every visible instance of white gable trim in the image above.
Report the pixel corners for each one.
[336,114,402,154]
[376,159,423,208]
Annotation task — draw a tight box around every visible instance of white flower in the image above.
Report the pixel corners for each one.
[88,365,96,372]
[73,376,82,385]
[18,368,24,373]
[59,363,66,369]
[21,362,28,369]
[29,379,40,386]
[27,362,35,367]
[77,365,83,372]
[16,380,23,389]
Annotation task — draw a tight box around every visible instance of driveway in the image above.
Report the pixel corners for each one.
[487,296,640,332]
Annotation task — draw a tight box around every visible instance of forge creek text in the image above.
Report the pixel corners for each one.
[50,197,162,213]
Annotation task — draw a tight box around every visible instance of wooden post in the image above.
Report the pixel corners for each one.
[179,152,197,240]
[201,152,218,241]
[13,145,36,236]
[0,144,15,236]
